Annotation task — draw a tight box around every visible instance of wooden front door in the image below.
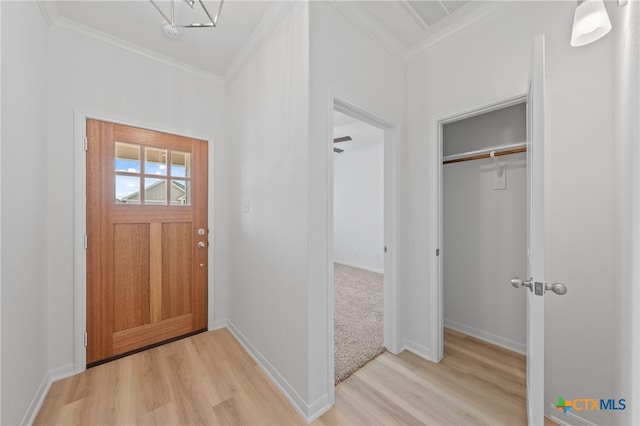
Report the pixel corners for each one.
[86,119,208,366]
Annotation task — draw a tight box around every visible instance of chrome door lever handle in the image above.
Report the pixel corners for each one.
[510,277,533,291]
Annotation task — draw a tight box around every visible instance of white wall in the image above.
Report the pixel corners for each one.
[226,1,311,417]
[0,3,3,420]
[46,26,229,371]
[612,1,640,424]
[334,141,384,273]
[443,154,526,353]
[406,2,616,424]
[226,2,406,419]
[308,1,405,417]
[1,2,50,424]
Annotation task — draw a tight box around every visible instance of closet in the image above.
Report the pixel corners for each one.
[442,102,527,354]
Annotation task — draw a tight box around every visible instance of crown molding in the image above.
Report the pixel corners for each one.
[51,17,225,85]
[327,0,410,64]
[38,2,225,85]
[406,1,516,60]
[398,0,430,31]
[326,0,516,65]
[35,0,515,88]
[438,0,452,15]
[38,0,297,89]
[37,1,61,28]
[223,1,296,87]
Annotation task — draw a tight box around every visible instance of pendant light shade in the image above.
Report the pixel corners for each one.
[150,0,224,32]
[571,0,612,47]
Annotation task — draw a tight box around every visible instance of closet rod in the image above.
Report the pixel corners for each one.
[443,142,527,165]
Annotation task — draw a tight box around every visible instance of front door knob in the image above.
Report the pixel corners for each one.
[197,241,207,249]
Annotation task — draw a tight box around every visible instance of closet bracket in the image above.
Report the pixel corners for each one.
[489,150,505,178]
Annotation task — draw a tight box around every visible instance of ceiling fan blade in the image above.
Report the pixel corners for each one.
[333,147,344,153]
[333,136,352,143]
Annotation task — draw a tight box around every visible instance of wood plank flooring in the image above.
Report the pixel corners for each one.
[34,328,301,425]
[35,327,551,425]
[316,328,527,425]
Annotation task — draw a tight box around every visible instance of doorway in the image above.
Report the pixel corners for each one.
[328,97,397,394]
[441,102,527,356]
[85,119,209,366]
[434,98,530,420]
[332,110,385,383]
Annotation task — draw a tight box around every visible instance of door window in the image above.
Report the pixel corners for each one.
[115,142,191,206]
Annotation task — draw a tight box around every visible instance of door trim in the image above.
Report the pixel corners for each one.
[326,91,398,405]
[73,109,215,373]
[428,93,527,362]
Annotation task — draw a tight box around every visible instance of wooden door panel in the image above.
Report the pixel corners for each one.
[111,209,192,223]
[87,120,115,363]
[162,222,192,320]
[112,314,192,355]
[86,119,208,365]
[113,223,151,331]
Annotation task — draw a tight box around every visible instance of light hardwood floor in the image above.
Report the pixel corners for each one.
[35,327,554,425]
[35,329,301,425]
[317,328,528,425]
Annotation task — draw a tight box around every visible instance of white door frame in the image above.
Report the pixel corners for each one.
[427,93,527,362]
[326,93,399,401]
[72,109,216,373]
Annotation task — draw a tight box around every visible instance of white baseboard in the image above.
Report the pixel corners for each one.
[444,319,526,355]
[22,372,50,426]
[225,321,330,423]
[333,260,384,274]
[212,318,228,330]
[548,403,599,426]
[49,363,75,382]
[399,338,431,360]
[22,363,75,426]
[23,328,333,424]
[306,394,331,423]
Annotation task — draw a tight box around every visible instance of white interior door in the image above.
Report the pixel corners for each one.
[515,34,567,424]
[526,34,547,426]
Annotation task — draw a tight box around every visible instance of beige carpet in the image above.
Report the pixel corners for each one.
[334,263,385,384]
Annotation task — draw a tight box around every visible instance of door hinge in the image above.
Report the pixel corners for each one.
[436,249,440,256]
[84,332,88,348]
[84,137,88,151]
[84,234,88,250]
[384,246,388,253]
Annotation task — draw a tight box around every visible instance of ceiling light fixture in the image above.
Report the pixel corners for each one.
[570,0,612,47]
[150,0,224,36]
[161,21,182,38]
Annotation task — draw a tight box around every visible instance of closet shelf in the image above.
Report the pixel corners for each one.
[442,142,527,165]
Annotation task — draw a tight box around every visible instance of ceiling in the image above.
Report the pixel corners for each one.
[53,1,273,76]
[343,0,472,49]
[45,0,480,78]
